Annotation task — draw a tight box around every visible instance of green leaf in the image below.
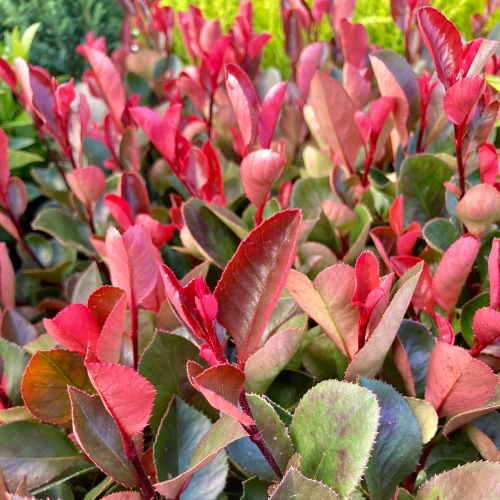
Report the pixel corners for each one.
[0,338,29,406]
[8,150,44,169]
[20,23,41,58]
[6,136,35,150]
[397,155,452,227]
[154,397,228,500]
[459,292,490,346]
[138,331,215,430]
[270,468,340,499]
[267,370,315,411]
[68,388,137,487]
[0,421,80,491]
[360,378,422,500]
[22,350,95,424]
[343,204,372,264]
[302,335,339,381]
[404,397,438,444]
[416,461,500,499]
[32,208,95,256]
[154,415,247,499]
[245,323,307,393]
[0,406,37,424]
[242,477,270,500]
[227,394,294,481]
[204,203,249,239]
[30,461,96,495]
[182,198,241,268]
[289,380,380,498]
[422,218,460,254]
[71,262,103,304]
[345,264,422,381]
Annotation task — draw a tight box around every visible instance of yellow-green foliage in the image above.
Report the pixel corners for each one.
[162,0,500,77]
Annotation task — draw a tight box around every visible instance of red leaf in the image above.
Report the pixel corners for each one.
[79,48,125,130]
[471,307,500,355]
[201,140,226,205]
[0,212,19,241]
[436,313,455,344]
[105,225,158,309]
[296,42,322,101]
[130,106,176,164]
[310,71,362,171]
[391,256,435,314]
[352,251,380,306]
[0,129,9,192]
[86,360,156,437]
[433,234,480,318]
[119,172,152,217]
[340,20,369,70]
[248,33,272,60]
[259,82,287,149]
[417,6,462,88]
[88,286,127,364]
[0,242,15,312]
[370,226,398,270]
[0,57,18,92]
[396,228,421,256]
[343,63,371,110]
[354,110,371,145]
[489,238,500,310]
[225,63,259,153]
[43,304,100,354]
[215,210,301,366]
[479,143,499,185]
[67,166,106,206]
[241,149,285,210]
[135,214,175,247]
[103,194,134,230]
[187,361,255,425]
[443,75,486,127]
[425,342,498,417]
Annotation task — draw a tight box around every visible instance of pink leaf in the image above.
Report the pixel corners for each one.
[240,149,285,209]
[433,234,480,318]
[370,226,398,270]
[88,286,127,364]
[425,342,499,417]
[340,20,369,70]
[489,238,500,310]
[343,63,371,110]
[135,214,174,248]
[435,313,455,344]
[417,6,462,87]
[0,242,15,312]
[215,210,301,365]
[443,75,486,127]
[130,106,176,164]
[479,143,499,185]
[225,63,259,153]
[105,225,158,309]
[187,361,255,425]
[296,42,322,101]
[0,129,9,192]
[259,82,287,149]
[79,48,125,130]
[310,71,362,171]
[396,227,421,256]
[67,166,106,206]
[43,304,100,354]
[0,212,19,241]
[85,360,156,437]
[354,110,371,145]
[471,307,500,355]
[248,33,272,60]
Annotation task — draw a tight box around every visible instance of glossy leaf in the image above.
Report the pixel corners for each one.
[215,209,301,365]
[443,76,486,127]
[425,342,499,417]
[289,379,379,498]
[259,81,287,149]
[0,338,29,406]
[270,468,340,500]
[297,42,322,101]
[22,349,94,424]
[404,397,439,444]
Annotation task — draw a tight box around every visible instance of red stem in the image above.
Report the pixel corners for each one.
[361,150,373,187]
[238,387,284,480]
[416,115,426,154]
[454,124,466,200]
[124,436,157,499]
[207,91,215,140]
[255,203,265,227]
[130,301,139,370]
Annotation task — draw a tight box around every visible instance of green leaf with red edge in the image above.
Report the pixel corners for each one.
[186,361,255,426]
[154,415,247,499]
[42,303,100,355]
[345,263,422,381]
[139,331,215,430]
[105,225,158,310]
[214,209,301,366]
[101,493,142,500]
[416,461,500,499]
[0,421,80,491]
[88,286,127,364]
[432,234,480,318]
[425,342,499,417]
[22,349,95,424]
[289,379,379,499]
[85,360,156,438]
[417,6,462,87]
[455,184,500,237]
[270,468,340,500]
[310,71,362,171]
[286,265,359,361]
[153,396,228,500]
[68,387,137,487]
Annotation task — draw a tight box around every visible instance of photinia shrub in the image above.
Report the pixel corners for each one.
[2,1,500,499]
